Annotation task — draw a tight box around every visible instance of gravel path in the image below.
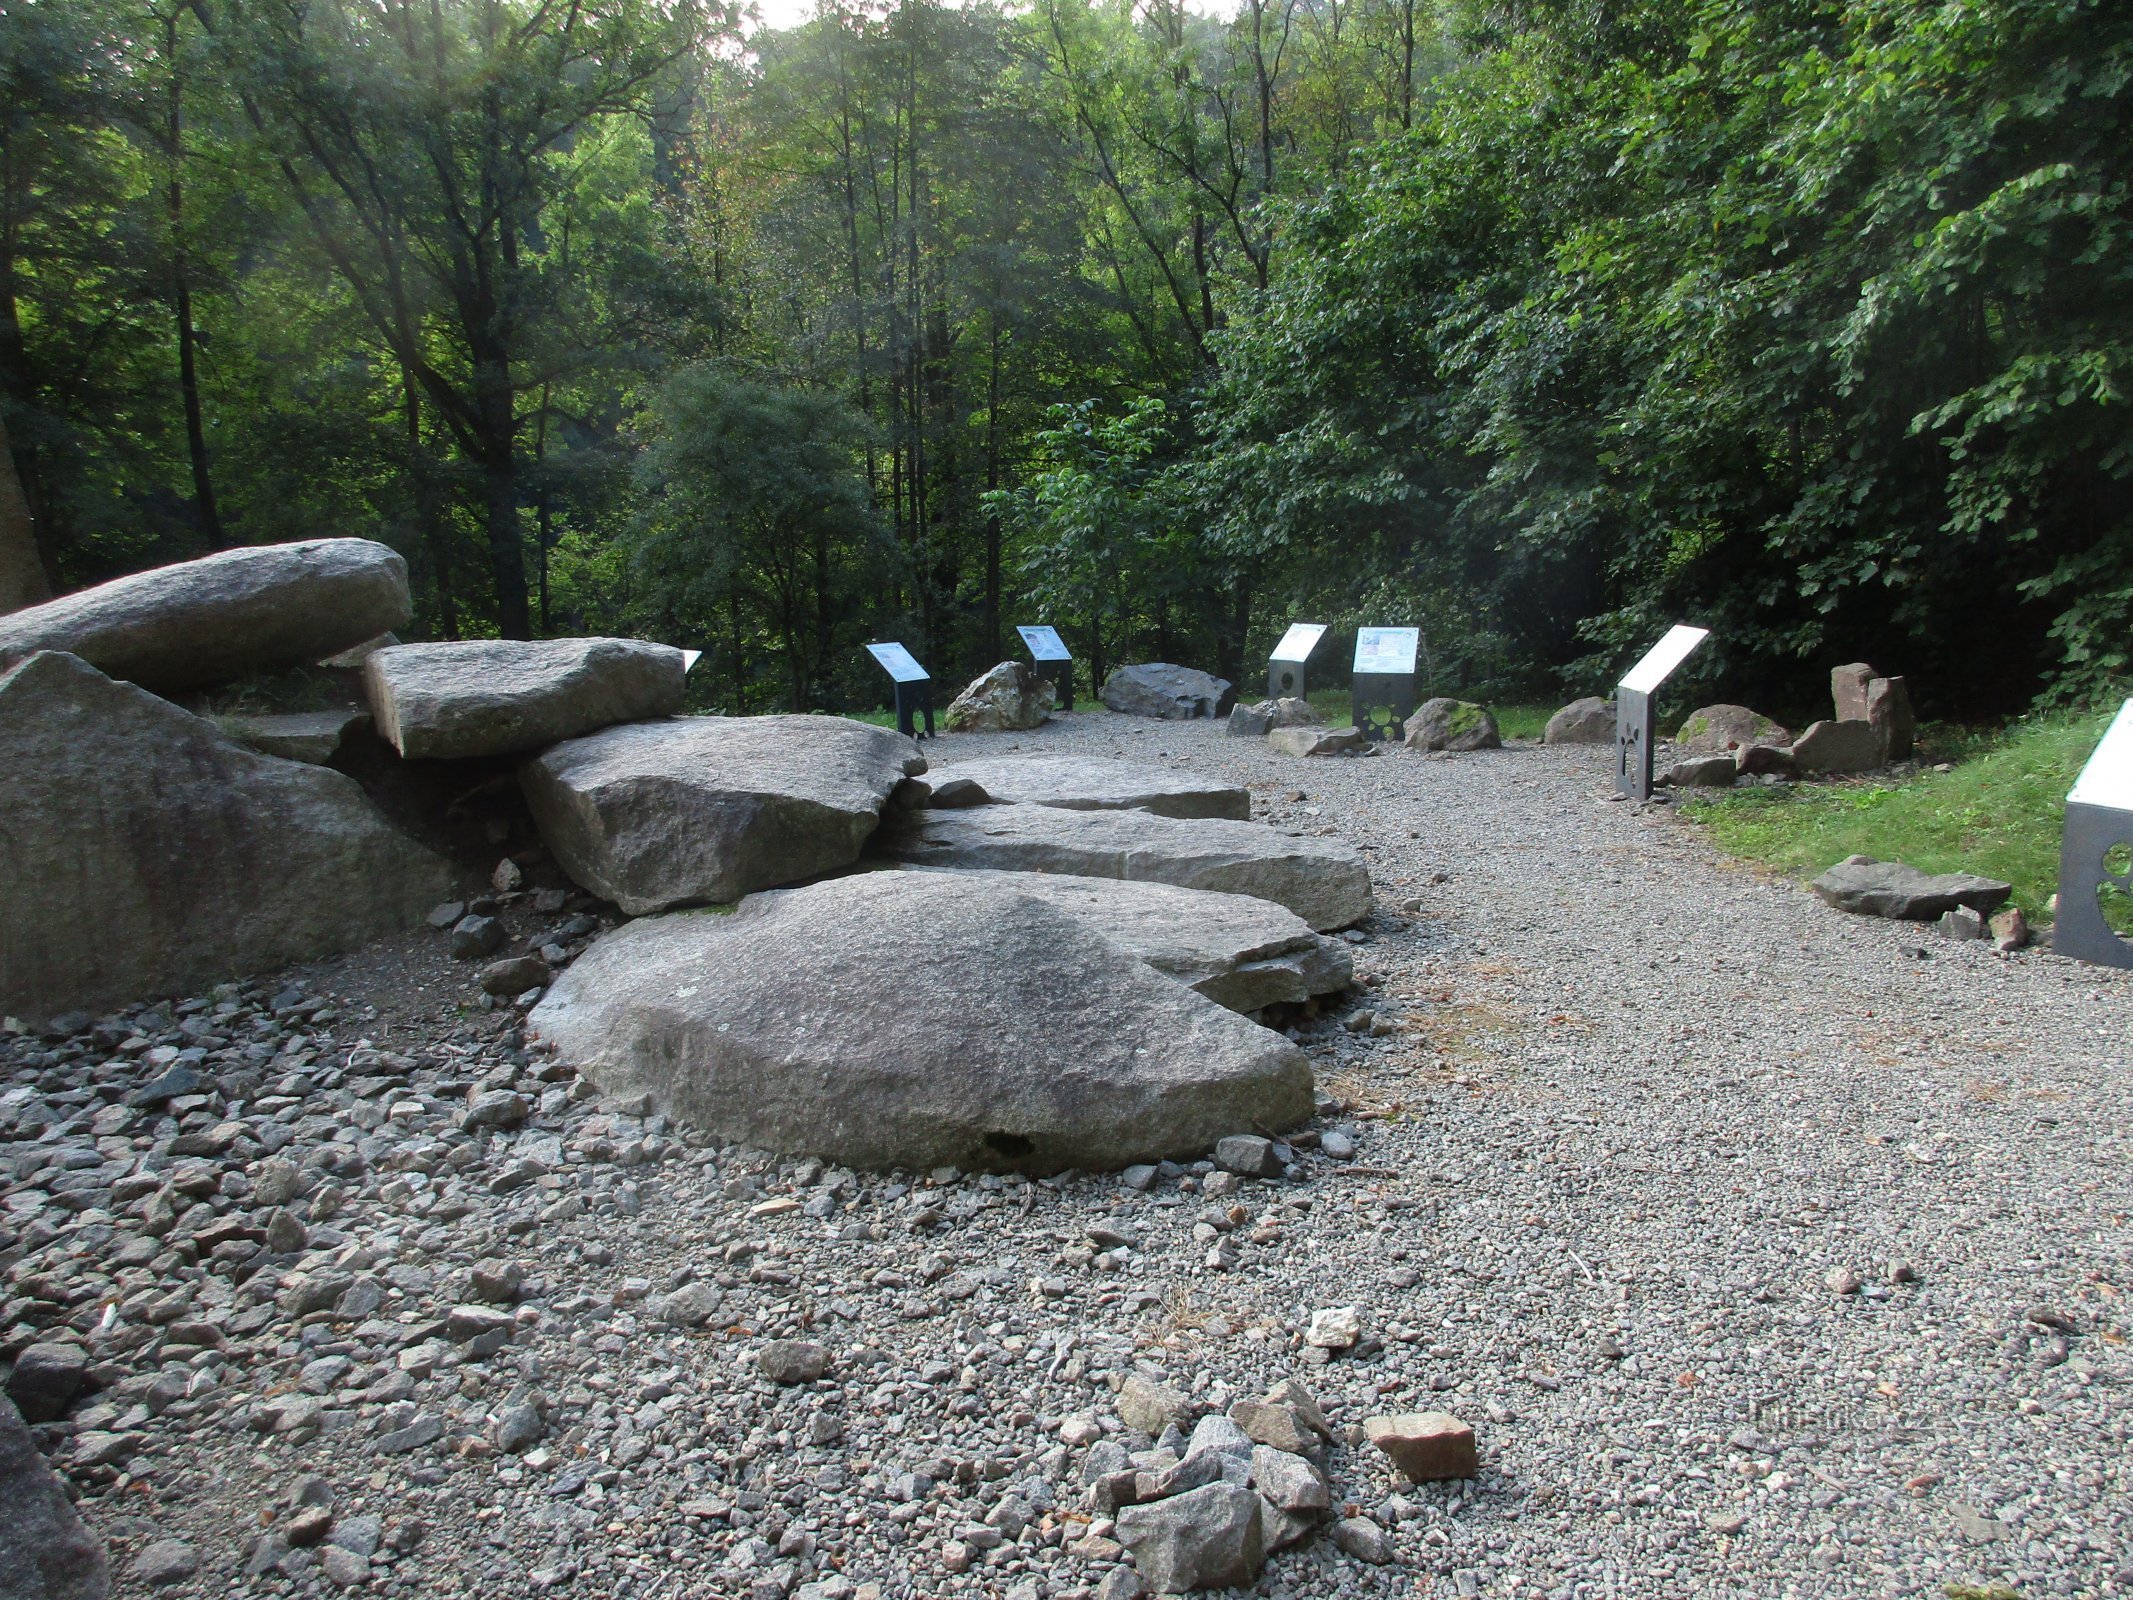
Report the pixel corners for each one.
[5,709,2128,1600]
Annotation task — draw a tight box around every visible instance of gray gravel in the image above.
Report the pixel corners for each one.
[4,708,2128,1600]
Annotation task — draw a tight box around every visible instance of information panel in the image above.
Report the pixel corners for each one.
[865,642,930,683]
[1353,626,1420,676]
[1619,624,1710,696]
[2069,698,2133,812]
[1270,622,1328,664]
[680,648,702,674]
[1017,625,1071,662]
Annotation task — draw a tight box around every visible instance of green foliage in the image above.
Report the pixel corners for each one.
[628,365,889,712]
[1684,707,2119,922]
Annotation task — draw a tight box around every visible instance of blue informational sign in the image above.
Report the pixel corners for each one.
[1017,625,1071,662]
[865,642,930,684]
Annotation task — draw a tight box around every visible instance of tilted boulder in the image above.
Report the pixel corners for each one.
[521,714,924,915]
[528,873,1314,1173]
[0,1396,108,1600]
[0,538,411,693]
[1790,718,1883,774]
[881,803,1372,931]
[1543,696,1614,744]
[1664,754,1737,787]
[1267,725,1364,758]
[1831,662,1876,721]
[941,661,1054,733]
[0,651,450,1025]
[1404,698,1501,752]
[1674,704,1790,754]
[1229,697,1320,738]
[901,869,1351,1014]
[935,755,1249,820]
[1101,662,1235,720]
[1811,855,2012,920]
[1866,676,1916,760]
[365,637,687,760]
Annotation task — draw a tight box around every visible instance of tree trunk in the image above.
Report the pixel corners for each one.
[167,12,221,546]
[0,409,48,613]
[473,340,530,638]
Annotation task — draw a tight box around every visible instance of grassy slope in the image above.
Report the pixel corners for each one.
[1681,709,2121,923]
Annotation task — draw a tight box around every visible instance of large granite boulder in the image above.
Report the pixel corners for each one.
[1228,696,1319,738]
[521,714,924,915]
[1675,704,1790,754]
[941,661,1054,733]
[933,755,1249,821]
[1404,698,1501,752]
[881,804,1372,931]
[0,1396,108,1600]
[1101,662,1235,720]
[1791,718,1882,774]
[365,637,686,759]
[903,869,1351,1014]
[0,652,451,1036]
[1543,696,1614,744]
[1811,855,2012,920]
[528,873,1314,1173]
[0,538,410,693]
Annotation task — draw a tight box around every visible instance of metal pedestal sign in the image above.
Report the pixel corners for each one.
[2055,697,2133,969]
[865,642,934,739]
[1268,622,1327,700]
[1351,626,1421,741]
[1017,624,1073,711]
[1615,624,1710,800]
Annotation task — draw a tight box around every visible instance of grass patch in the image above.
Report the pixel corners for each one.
[1682,708,2120,924]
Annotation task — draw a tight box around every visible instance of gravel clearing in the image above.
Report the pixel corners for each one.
[4,709,2128,1599]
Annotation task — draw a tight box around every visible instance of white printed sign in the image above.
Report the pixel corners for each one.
[865,642,930,683]
[1352,626,1420,675]
[1270,622,1328,664]
[2070,698,2133,811]
[1017,625,1071,662]
[1618,624,1710,696]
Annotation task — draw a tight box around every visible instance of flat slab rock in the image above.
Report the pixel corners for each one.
[0,651,450,1025]
[365,636,686,759]
[1811,855,2012,920]
[0,537,410,694]
[221,707,370,764]
[880,803,1372,931]
[528,872,1313,1173]
[522,714,924,915]
[932,755,1249,820]
[900,868,1351,1014]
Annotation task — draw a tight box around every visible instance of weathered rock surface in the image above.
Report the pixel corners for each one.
[0,652,452,1023]
[1404,698,1501,752]
[1811,856,2013,920]
[941,661,1054,733]
[1735,742,1797,778]
[0,1396,110,1600]
[1114,1481,1266,1592]
[1101,663,1235,721]
[1543,696,1614,744]
[881,804,1372,931]
[903,869,1351,1013]
[0,538,411,693]
[221,707,370,764]
[1675,704,1790,754]
[1664,754,1737,787]
[1867,675,1916,760]
[365,637,687,760]
[1228,697,1320,738]
[933,755,1249,820]
[529,873,1314,1172]
[1791,718,1883,774]
[522,714,923,915]
[1266,725,1364,758]
[1365,1412,1478,1482]
[1831,662,1876,721]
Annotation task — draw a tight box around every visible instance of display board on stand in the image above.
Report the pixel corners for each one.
[1351,627,1421,742]
[1017,625,1074,711]
[1615,624,1710,800]
[1268,622,1328,700]
[865,642,934,739]
[2054,697,2133,969]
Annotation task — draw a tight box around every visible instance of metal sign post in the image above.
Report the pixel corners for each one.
[1615,624,1710,800]
[1268,622,1328,700]
[865,642,934,739]
[1017,625,1074,711]
[1351,627,1421,741]
[2055,698,2133,968]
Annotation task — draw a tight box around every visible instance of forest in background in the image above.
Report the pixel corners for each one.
[3,0,2127,723]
